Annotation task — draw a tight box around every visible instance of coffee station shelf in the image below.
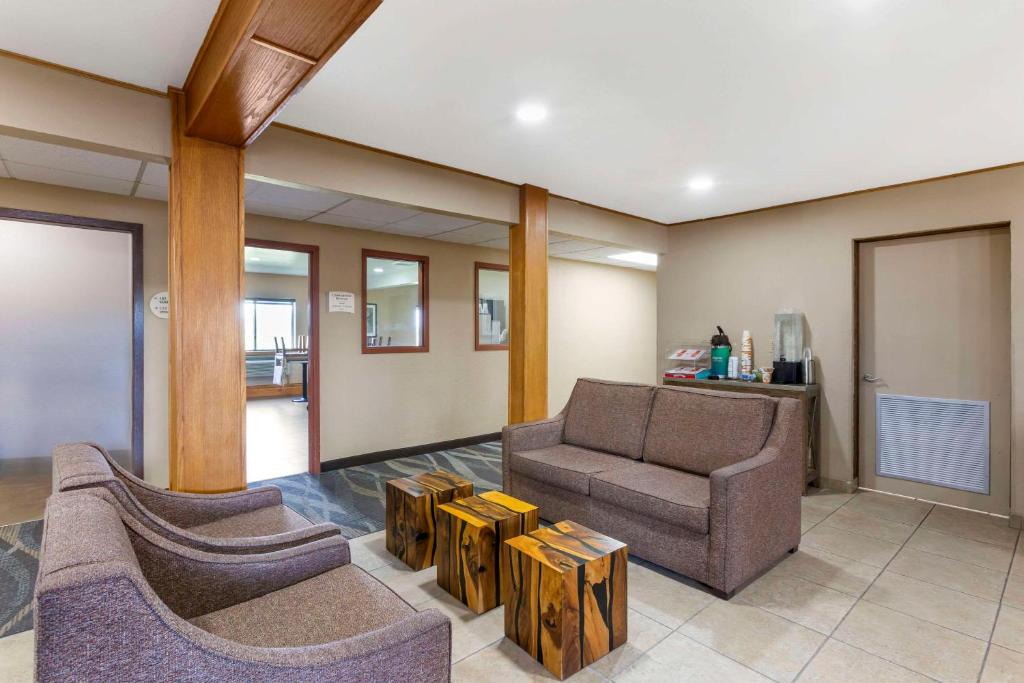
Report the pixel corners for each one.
[662,377,821,491]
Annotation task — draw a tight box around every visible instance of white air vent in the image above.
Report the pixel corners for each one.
[876,393,989,494]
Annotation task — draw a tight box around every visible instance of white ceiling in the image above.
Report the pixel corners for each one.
[0,135,654,270]
[0,0,219,90]
[6,3,1023,223]
[277,0,1024,222]
[244,246,309,276]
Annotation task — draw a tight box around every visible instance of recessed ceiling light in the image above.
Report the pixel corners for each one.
[373,267,384,273]
[515,102,548,123]
[608,251,658,266]
[687,176,714,192]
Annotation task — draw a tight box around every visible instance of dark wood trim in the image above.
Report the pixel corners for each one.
[474,261,509,351]
[851,221,1012,484]
[320,432,501,472]
[244,237,321,475]
[361,248,430,354]
[246,382,302,399]
[0,207,144,477]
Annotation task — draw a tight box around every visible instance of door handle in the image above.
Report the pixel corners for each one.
[863,373,881,383]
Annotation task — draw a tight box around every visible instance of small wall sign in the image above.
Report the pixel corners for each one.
[149,291,169,319]
[328,291,355,313]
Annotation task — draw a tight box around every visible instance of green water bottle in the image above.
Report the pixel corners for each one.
[710,326,731,379]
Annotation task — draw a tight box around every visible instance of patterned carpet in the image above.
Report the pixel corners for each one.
[250,441,503,538]
[0,441,502,639]
[0,520,42,638]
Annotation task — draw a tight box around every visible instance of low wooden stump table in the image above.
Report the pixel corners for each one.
[503,520,628,680]
[385,470,473,571]
[435,490,539,614]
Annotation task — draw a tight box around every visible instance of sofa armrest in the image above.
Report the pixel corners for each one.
[707,397,803,594]
[501,412,566,490]
[123,478,284,528]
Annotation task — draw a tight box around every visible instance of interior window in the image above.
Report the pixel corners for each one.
[475,262,509,350]
[363,250,429,352]
[244,298,296,351]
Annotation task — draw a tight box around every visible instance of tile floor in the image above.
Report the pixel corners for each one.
[4,489,1024,682]
[246,396,309,482]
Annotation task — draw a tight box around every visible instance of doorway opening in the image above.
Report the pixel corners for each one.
[854,222,1011,514]
[244,238,320,482]
[0,208,142,525]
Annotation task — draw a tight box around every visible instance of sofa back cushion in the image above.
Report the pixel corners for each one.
[643,387,777,475]
[563,378,655,459]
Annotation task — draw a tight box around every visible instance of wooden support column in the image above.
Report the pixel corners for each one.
[168,89,247,492]
[508,184,549,424]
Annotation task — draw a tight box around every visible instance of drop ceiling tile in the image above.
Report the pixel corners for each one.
[575,246,631,259]
[140,162,168,188]
[6,162,134,195]
[548,239,603,255]
[308,213,391,230]
[326,198,421,223]
[475,236,509,250]
[0,136,142,180]
[245,200,320,221]
[385,212,480,235]
[246,179,343,213]
[549,232,572,244]
[430,221,508,244]
[133,183,166,201]
[0,161,8,178]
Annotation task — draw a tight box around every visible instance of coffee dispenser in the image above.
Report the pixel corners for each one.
[772,311,804,384]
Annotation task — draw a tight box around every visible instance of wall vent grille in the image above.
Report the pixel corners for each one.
[876,393,989,494]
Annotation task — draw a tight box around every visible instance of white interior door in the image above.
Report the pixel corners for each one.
[0,219,133,466]
[858,227,1010,513]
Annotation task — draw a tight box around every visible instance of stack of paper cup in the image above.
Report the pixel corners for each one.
[741,330,753,375]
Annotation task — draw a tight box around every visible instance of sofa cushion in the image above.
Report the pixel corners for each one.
[643,387,777,476]
[563,378,655,460]
[591,463,710,534]
[510,444,636,496]
[186,505,312,537]
[190,564,413,647]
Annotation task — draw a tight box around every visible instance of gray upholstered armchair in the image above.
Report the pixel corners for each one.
[34,491,452,682]
[53,442,339,552]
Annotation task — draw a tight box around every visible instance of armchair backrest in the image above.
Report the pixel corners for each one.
[563,378,655,460]
[642,386,778,476]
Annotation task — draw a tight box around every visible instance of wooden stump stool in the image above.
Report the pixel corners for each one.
[503,520,628,680]
[435,491,539,614]
[385,470,473,571]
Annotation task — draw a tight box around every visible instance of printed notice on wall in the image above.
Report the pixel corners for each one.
[328,291,355,313]
[149,291,169,319]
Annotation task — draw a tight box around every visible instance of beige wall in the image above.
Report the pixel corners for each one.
[549,258,659,412]
[0,176,656,487]
[659,166,1024,517]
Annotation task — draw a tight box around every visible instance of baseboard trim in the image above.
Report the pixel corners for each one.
[320,433,502,472]
[818,476,859,494]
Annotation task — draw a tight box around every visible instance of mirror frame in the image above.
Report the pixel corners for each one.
[474,261,509,351]
[361,248,430,354]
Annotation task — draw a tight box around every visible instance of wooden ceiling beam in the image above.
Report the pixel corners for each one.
[183,0,382,147]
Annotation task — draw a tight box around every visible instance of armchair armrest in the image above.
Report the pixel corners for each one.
[707,398,803,594]
[123,509,351,619]
[502,411,566,489]
[123,478,284,528]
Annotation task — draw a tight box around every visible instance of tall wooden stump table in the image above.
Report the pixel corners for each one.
[385,470,473,571]
[435,490,539,614]
[503,520,628,680]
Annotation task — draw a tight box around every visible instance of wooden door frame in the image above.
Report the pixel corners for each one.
[245,238,322,475]
[851,220,1010,483]
[0,206,144,476]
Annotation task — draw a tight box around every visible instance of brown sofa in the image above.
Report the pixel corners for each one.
[34,490,452,682]
[502,378,803,597]
[53,442,340,552]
